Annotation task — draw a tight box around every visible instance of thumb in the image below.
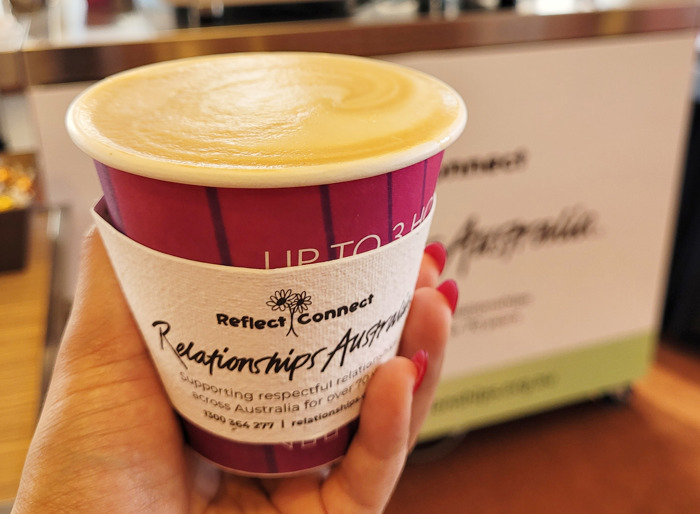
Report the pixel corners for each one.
[57,227,147,369]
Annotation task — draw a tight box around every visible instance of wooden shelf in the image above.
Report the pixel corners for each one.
[0,210,53,502]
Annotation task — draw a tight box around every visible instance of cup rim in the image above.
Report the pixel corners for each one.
[66,52,467,188]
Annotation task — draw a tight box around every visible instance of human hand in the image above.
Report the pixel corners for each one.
[13,230,456,514]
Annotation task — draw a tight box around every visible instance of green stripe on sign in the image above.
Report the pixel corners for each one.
[419,332,656,440]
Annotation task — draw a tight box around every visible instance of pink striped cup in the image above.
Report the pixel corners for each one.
[67,52,466,475]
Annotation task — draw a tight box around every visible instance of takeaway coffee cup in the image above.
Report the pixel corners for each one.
[67,52,466,476]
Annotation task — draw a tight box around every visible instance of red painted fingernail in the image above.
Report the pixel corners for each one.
[424,242,447,274]
[411,350,429,394]
[437,279,458,314]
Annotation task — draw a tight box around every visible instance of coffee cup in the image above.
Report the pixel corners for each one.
[67,52,466,475]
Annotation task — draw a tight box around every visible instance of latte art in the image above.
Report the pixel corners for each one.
[67,52,466,187]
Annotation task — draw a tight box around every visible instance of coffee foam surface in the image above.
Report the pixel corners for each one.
[67,52,466,187]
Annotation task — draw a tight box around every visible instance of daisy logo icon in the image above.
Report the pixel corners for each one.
[267,289,313,337]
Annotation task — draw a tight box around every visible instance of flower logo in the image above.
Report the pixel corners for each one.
[291,291,312,313]
[267,289,312,337]
[267,289,293,312]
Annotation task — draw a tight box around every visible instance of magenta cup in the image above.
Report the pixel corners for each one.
[67,52,466,476]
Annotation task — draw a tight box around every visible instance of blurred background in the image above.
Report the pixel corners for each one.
[2,0,700,511]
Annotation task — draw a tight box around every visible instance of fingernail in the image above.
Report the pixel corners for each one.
[437,279,458,314]
[411,350,429,394]
[424,242,447,274]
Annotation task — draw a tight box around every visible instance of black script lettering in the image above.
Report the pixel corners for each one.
[323,329,361,372]
[254,347,327,381]
[256,348,321,381]
[156,323,327,380]
[321,298,411,372]
[444,205,599,275]
[177,344,257,375]
[152,320,187,369]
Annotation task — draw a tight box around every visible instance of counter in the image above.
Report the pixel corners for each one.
[1,0,699,92]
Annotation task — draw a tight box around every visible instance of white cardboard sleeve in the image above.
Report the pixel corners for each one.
[93,200,433,443]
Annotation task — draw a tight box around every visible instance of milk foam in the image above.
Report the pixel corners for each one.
[67,52,466,187]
